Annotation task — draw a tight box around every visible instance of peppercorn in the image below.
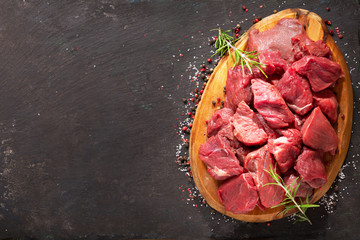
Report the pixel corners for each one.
[182,126,187,131]
[188,123,192,128]
[182,98,187,103]
[207,58,212,63]
[191,107,195,111]
[202,63,206,68]
[186,128,190,134]
[273,10,277,14]
[326,7,330,11]
[210,68,214,73]
[245,8,248,12]
[327,20,331,25]
[221,101,224,106]
[329,30,334,35]
[334,185,339,191]
[236,24,241,29]
[212,100,216,106]
[338,34,343,39]
[252,19,256,24]
[206,69,210,74]
[201,73,205,79]
[235,33,239,38]
[242,5,246,10]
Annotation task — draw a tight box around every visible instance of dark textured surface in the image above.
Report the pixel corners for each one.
[0,0,358,239]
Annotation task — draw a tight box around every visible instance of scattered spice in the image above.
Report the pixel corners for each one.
[273,10,277,14]
[326,7,330,11]
[338,34,343,39]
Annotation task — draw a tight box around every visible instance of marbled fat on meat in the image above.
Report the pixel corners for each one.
[268,129,302,174]
[198,135,243,180]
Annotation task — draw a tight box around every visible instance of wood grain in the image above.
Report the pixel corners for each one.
[189,8,353,222]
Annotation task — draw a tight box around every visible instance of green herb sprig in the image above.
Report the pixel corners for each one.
[263,165,320,225]
[212,28,267,77]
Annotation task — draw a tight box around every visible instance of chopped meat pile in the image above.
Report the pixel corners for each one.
[199,18,342,214]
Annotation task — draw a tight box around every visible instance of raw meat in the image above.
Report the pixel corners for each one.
[292,55,343,92]
[283,171,313,198]
[251,79,295,128]
[313,89,338,124]
[244,145,285,208]
[256,113,279,139]
[218,173,259,214]
[276,68,313,115]
[217,124,251,165]
[294,114,306,131]
[292,33,331,61]
[295,147,327,188]
[258,51,289,75]
[268,129,302,174]
[198,135,243,180]
[224,66,253,111]
[207,108,234,137]
[233,101,268,146]
[301,107,338,155]
[247,18,305,62]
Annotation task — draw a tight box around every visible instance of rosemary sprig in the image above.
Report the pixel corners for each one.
[263,164,320,225]
[211,28,267,77]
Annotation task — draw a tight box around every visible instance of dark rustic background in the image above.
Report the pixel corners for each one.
[0,0,358,239]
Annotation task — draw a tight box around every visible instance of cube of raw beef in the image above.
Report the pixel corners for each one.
[218,173,259,214]
[233,101,268,146]
[207,108,234,137]
[199,135,243,180]
[256,113,279,139]
[217,124,250,165]
[276,68,313,115]
[244,145,285,208]
[295,147,327,188]
[292,56,343,92]
[283,171,313,198]
[247,18,305,62]
[258,51,289,75]
[268,129,302,174]
[292,33,331,61]
[251,79,295,128]
[224,66,253,111]
[313,89,338,124]
[301,107,338,155]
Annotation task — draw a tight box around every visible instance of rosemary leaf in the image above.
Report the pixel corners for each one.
[264,164,320,225]
[212,27,267,77]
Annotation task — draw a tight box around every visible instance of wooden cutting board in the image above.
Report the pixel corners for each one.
[189,8,353,222]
